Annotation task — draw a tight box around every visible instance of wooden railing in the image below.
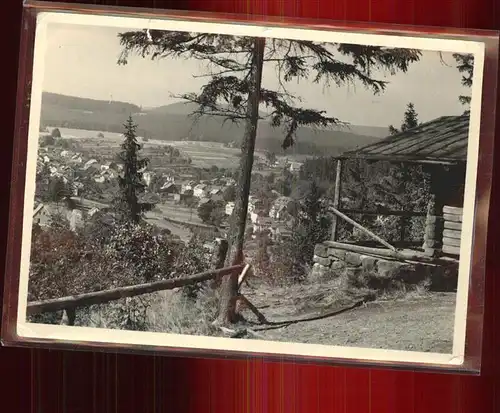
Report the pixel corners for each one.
[331,207,427,245]
[27,263,257,327]
[27,264,246,316]
[332,208,427,243]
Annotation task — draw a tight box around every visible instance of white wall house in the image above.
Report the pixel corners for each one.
[193,184,208,198]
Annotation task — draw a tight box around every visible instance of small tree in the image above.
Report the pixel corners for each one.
[388,102,420,135]
[198,200,225,226]
[51,128,61,138]
[223,185,236,202]
[272,180,331,283]
[115,115,151,223]
[401,102,419,131]
[265,151,277,165]
[388,125,399,136]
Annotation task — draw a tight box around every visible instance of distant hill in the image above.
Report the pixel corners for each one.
[40,92,389,156]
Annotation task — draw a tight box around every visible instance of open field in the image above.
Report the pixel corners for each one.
[46,127,299,169]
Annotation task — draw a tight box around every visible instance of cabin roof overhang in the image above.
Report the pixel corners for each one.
[338,114,470,166]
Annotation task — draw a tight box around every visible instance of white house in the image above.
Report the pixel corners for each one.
[181,183,193,193]
[225,201,235,216]
[193,184,208,198]
[289,161,303,172]
[83,159,98,170]
[143,171,153,187]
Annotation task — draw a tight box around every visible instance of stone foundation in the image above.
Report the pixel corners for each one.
[309,242,458,292]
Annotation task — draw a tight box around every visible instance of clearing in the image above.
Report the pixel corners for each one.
[240,279,456,353]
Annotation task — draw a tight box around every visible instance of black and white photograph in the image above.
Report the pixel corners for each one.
[16,11,486,365]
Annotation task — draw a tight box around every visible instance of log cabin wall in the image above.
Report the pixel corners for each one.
[442,205,462,256]
[422,164,466,257]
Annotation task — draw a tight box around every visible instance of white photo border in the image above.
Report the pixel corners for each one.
[15,10,486,367]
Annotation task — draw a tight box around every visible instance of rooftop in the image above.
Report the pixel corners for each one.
[339,114,470,165]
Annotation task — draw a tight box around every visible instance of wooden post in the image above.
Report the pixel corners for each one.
[60,308,76,326]
[210,238,228,289]
[331,159,343,241]
[422,166,446,257]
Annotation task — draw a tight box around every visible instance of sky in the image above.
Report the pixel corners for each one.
[40,23,471,128]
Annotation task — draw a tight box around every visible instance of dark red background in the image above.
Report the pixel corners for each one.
[1,0,499,411]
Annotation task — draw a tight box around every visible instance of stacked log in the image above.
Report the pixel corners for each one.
[442,206,462,256]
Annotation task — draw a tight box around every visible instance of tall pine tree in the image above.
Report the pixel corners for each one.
[116,115,150,224]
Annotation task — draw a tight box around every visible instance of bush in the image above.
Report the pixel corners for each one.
[104,221,176,282]
[51,128,61,138]
[197,200,225,226]
[27,210,222,332]
[39,135,55,147]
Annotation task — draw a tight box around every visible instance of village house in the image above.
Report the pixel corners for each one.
[181,182,193,193]
[83,159,98,170]
[101,161,119,171]
[142,171,153,187]
[269,196,298,220]
[70,154,83,164]
[225,201,235,216]
[173,190,194,204]
[270,223,293,241]
[225,199,257,217]
[198,197,212,207]
[288,161,303,172]
[193,183,208,198]
[209,187,224,202]
[160,182,180,194]
[253,216,274,235]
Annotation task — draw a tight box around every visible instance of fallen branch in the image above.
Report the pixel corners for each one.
[238,294,269,324]
[251,299,369,331]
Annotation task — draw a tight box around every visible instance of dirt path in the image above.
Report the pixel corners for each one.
[241,280,456,353]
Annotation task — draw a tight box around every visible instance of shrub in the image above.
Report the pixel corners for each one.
[39,135,55,147]
[51,128,61,138]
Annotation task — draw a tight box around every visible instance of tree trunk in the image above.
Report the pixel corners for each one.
[216,37,265,325]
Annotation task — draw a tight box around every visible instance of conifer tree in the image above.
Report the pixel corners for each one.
[116,115,150,223]
[388,102,420,135]
[453,53,473,106]
[401,102,419,131]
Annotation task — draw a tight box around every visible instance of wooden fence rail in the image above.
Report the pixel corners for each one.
[329,207,398,252]
[27,264,245,316]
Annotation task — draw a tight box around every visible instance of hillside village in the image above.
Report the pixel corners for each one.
[34,129,305,248]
